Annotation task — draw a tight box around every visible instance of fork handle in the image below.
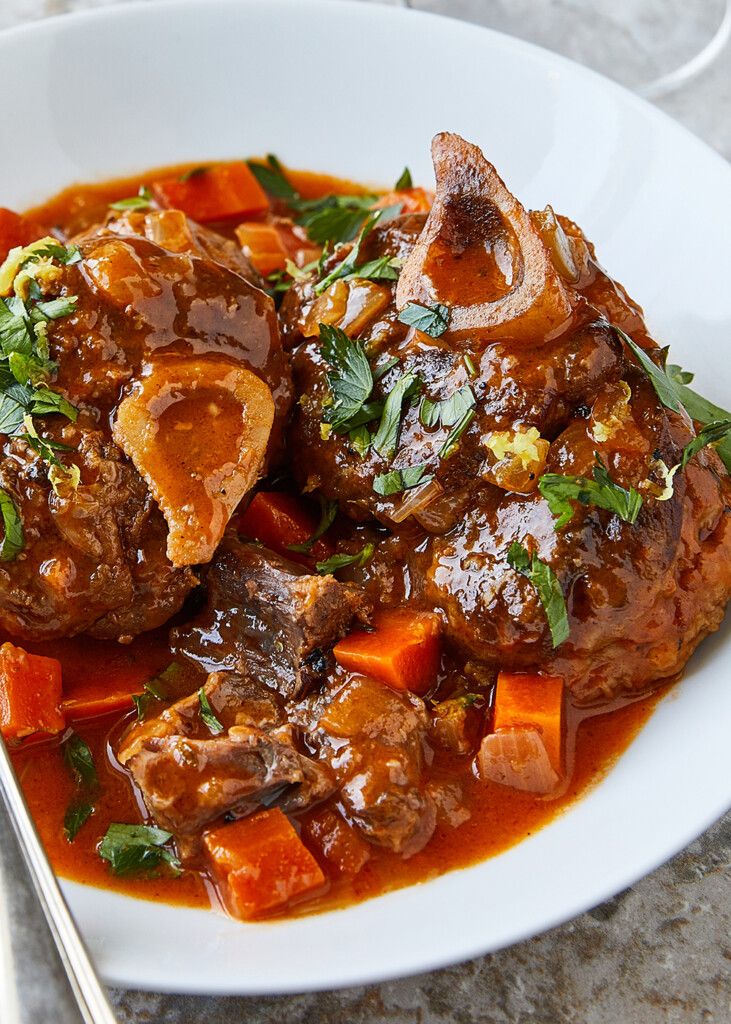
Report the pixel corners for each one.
[0,737,118,1024]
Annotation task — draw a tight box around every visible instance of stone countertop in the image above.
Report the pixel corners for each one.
[1,1,730,1021]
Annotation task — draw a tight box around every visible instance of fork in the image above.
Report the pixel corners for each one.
[0,735,119,1024]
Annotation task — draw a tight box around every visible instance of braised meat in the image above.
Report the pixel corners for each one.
[0,209,289,640]
[294,675,436,856]
[283,133,731,702]
[172,538,370,699]
[118,671,334,841]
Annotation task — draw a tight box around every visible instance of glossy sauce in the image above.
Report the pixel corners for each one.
[8,163,672,921]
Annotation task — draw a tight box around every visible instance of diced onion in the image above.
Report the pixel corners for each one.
[389,477,444,524]
[477,727,559,794]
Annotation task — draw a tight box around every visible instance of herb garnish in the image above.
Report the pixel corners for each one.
[394,167,413,190]
[420,385,475,430]
[287,496,338,554]
[507,541,569,648]
[398,301,450,338]
[316,542,375,576]
[0,491,23,561]
[439,407,476,459]
[132,663,179,721]
[98,824,181,877]
[314,207,399,295]
[372,371,421,459]
[373,464,432,496]
[63,734,98,842]
[295,194,379,246]
[246,154,299,200]
[615,327,682,413]
[198,688,224,735]
[178,165,209,182]
[667,364,731,473]
[109,186,153,212]
[680,420,731,469]
[539,454,642,530]
[345,254,401,283]
[319,324,374,431]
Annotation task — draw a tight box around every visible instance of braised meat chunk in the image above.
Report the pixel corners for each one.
[172,538,370,699]
[0,208,288,640]
[118,671,334,842]
[295,675,436,856]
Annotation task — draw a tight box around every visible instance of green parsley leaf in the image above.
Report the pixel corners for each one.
[397,301,450,338]
[667,363,694,385]
[314,208,391,295]
[0,488,24,561]
[316,542,375,576]
[246,155,298,200]
[30,386,78,421]
[680,419,731,469]
[8,350,54,387]
[372,371,421,459]
[373,464,432,496]
[294,194,378,246]
[319,324,374,430]
[0,296,33,354]
[348,423,372,457]
[344,253,401,283]
[132,663,178,721]
[615,327,682,413]
[439,407,476,459]
[178,165,209,182]
[98,823,181,877]
[63,800,94,843]
[394,167,413,190]
[419,384,475,429]
[63,733,98,789]
[287,496,338,554]
[109,186,153,212]
[539,454,642,530]
[27,243,82,267]
[373,356,399,382]
[198,688,224,735]
[0,384,32,434]
[507,541,569,648]
[34,296,78,320]
[670,374,731,473]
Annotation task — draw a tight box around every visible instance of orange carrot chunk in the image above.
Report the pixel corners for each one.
[333,609,441,694]
[152,163,269,223]
[0,642,65,740]
[492,671,564,773]
[235,491,333,567]
[235,222,288,276]
[204,808,326,920]
[0,208,47,263]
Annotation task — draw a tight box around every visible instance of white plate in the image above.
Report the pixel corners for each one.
[2,0,731,995]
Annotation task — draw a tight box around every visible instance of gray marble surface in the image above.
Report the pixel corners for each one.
[1,1,730,1021]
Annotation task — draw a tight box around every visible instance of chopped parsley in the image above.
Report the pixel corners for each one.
[62,734,98,842]
[319,324,374,431]
[344,253,401,283]
[132,663,179,721]
[316,542,375,576]
[98,823,181,877]
[615,327,682,413]
[294,194,378,246]
[539,454,642,530]
[398,301,450,338]
[198,688,224,735]
[246,154,299,200]
[439,407,476,459]
[394,167,413,190]
[314,207,398,295]
[507,541,569,648]
[373,464,432,496]
[287,496,338,554]
[372,371,421,459]
[420,385,475,430]
[109,186,153,212]
[680,419,731,469]
[0,490,23,561]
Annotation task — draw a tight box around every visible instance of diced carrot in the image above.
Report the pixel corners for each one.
[61,678,145,720]
[333,609,441,694]
[373,187,433,214]
[152,163,269,223]
[204,808,326,920]
[478,728,559,794]
[0,208,47,263]
[235,222,288,276]
[235,491,334,567]
[303,808,370,878]
[0,643,65,740]
[492,671,564,773]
